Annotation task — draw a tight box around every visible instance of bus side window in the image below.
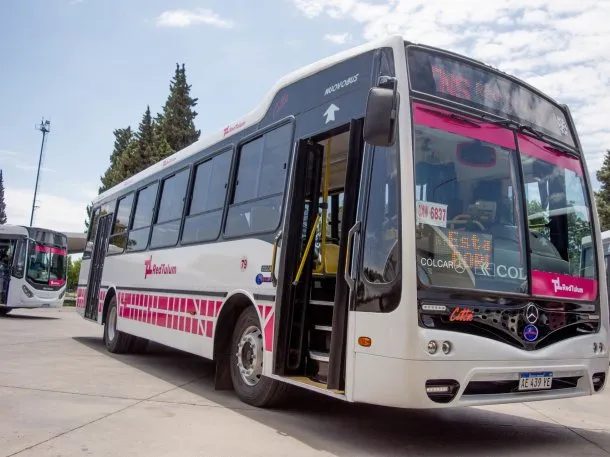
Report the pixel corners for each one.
[362,144,400,285]
[127,182,159,252]
[224,123,292,237]
[182,149,232,244]
[84,207,101,258]
[107,194,134,254]
[150,168,190,249]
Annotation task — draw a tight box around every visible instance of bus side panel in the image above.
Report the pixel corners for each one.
[98,239,276,360]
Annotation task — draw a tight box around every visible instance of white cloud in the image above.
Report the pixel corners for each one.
[156,8,234,29]
[292,0,610,184]
[14,164,56,173]
[5,187,90,234]
[324,32,352,44]
[0,149,18,158]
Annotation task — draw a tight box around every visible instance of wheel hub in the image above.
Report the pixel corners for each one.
[107,306,116,342]
[236,325,263,386]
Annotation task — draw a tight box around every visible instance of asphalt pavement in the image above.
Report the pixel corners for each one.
[1,307,609,457]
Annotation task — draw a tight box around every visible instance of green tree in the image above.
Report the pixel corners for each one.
[121,106,158,177]
[99,126,133,193]
[0,169,6,225]
[84,204,91,231]
[156,63,200,154]
[67,256,81,291]
[595,149,610,231]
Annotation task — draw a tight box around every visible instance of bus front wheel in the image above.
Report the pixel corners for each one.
[229,306,287,408]
[0,308,11,316]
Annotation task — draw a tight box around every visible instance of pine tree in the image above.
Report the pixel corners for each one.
[595,149,610,231]
[84,204,92,232]
[122,106,157,176]
[157,63,200,154]
[99,127,133,193]
[0,170,7,225]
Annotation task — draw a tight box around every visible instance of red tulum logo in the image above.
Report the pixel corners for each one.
[144,256,177,279]
[223,120,245,137]
[551,277,584,294]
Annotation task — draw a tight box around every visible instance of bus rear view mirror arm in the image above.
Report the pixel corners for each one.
[363,85,398,147]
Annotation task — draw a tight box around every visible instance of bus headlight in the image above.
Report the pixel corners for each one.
[442,341,452,355]
[427,341,438,354]
[22,285,33,298]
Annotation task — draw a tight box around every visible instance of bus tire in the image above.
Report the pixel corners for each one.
[229,306,287,408]
[103,295,132,353]
[130,336,149,354]
[0,308,11,316]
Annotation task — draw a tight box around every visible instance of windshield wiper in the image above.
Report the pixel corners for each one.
[517,124,544,140]
[480,114,544,139]
[420,107,481,128]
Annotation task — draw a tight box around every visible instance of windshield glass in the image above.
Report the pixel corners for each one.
[518,134,597,299]
[414,103,528,294]
[413,103,598,300]
[26,241,67,287]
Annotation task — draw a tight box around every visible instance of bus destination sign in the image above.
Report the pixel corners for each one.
[406,46,576,149]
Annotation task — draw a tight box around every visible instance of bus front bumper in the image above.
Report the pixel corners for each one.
[351,352,609,409]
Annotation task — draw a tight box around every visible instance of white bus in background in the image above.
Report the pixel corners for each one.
[77,35,608,409]
[582,230,610,298]
[0,224,68,315]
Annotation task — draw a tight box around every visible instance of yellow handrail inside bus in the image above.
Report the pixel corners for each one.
[293,213,320,286]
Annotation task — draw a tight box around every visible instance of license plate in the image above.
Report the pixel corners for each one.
[518,372,553,391]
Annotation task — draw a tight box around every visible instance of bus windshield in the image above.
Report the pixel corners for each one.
[413,103,597,300]
[26,241,67,287]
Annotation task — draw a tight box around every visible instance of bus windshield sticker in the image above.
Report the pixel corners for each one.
[416,201,447,228]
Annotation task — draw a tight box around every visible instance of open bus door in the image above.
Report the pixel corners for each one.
[273,118,365,392]
[84,213,113,321]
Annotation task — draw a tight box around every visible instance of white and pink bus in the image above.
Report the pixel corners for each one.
[77,35,609,408]
[0,224,68,314]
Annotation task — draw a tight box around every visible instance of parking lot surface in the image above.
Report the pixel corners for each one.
[0,307,609,457]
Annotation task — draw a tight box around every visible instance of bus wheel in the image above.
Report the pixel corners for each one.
[0,308,11,316]
[229,306,287,408]
[103,295,132,353]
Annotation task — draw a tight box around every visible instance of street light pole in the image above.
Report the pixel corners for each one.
[30,118,51,227]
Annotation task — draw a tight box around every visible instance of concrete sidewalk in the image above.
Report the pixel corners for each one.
[0,307,609,457]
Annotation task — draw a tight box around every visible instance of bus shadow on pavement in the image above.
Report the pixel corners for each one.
[0,312,59,320]
[72,336,610,457]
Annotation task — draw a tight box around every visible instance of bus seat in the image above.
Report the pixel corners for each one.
[313,242,339,276]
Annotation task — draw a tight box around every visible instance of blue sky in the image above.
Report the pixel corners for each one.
[1,0,608,236]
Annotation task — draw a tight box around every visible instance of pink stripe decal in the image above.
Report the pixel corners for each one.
[412,102,516,150]
[34,245,67,255]
[84,289,274,350]
[264,314,274,352]
[532,270,597,301]
[517,134,583,176]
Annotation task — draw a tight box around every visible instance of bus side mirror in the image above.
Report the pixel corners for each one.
[363,86,398,147]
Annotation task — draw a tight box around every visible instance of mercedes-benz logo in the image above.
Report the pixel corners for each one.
[525,303,539,324]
